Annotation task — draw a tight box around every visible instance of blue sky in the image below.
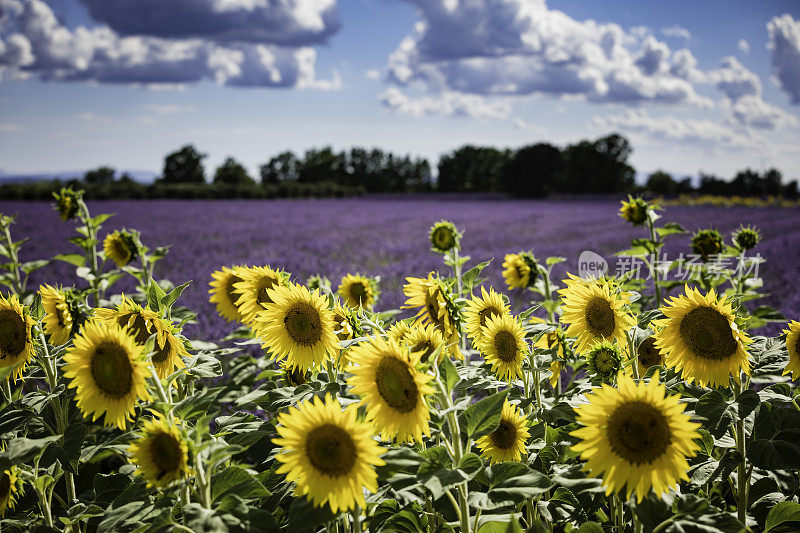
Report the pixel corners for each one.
[1,0,800,181]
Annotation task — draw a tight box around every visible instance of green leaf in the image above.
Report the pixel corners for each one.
[161,280,191,311]
[655,222,687,238]
[439,356,459,393]
[737,389,760,418]
[477,515,524,533]
[694,389,737,439]
[460,390,508,439]
[91,213,113,226]
[462,259,492,289]
[545,256,566,266]
[748,403,800,470]
[765,501,800,532]
[287,497,334,533]
[147,280,167,313]
[20,259,49,274]
[0,435,61,469]
[212,466,271,502]
[577,523,605,533]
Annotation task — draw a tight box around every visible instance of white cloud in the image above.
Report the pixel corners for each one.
[709,56,760,100]
[365,69,381,80]
[727,94,799,130]
[768,14,800,104]
[143,103,197,114]
[378,87,511,119]
[661,25,691,41]
[513,118,546,133]
[738,38,750,54]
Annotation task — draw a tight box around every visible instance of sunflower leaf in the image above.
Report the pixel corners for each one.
[460,389,508,439]
[764,501,800,532]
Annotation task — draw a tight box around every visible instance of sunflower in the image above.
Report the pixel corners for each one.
[475,400,530,464]
[585,341,622,383]
[129,416,190,488]
[570,372,701,502]
[653,287,751,388]
[429,220,461,253]
[558,275,635,354]
[273,394,386,513]
[282,361,310,386]
[52,187,81,221]
[402,273,461,357]
[63,320,152,429]
[0,293,35,381]
[251,283,338,371]
[103,230,138,267]
[150,325,189,380]
[388,320,416,345]
[636,337,664,375]
[691,229,724,261]
[0,466,24,517]
[347,336,434,443]
[502,253,538,289]
[209,266,246,322]
[731,225,761,252]
[478,313,528,382]
[618,196,649,226]
[332,304,363,368]
[783,321,800,381]
[40,285,83,346]
[464,286,510,345]
[338,274,377,310]
[401,323,446,364]
[233,266,288,325]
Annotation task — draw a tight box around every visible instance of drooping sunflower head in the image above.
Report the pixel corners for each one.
[781,321,800,381]
[331,304,358,343]
[464,286,510,345]
[586,341,622,383]
[478,313,529,382]
[233,265,289,325]
[52,187,82,221]
[208,266,246,322]
[63,320,152,429]
[571,372,701,502]
[40,284,83,346]
[533,324,568,360]
[502,252,538,289]
[273,394,386,513]
[618,196,649,226]
[400,323,446,365]
[732,225,761,252]
[691,228,724,261]
[558,275,635,354]
[337,274,378,310]
[150,323,189,380]
[429,220,461,253]
[475,400,530,464]
[653,287,751,388]
[402,272,459,338]
[0,293,35,381]
[128,416,190,488]
[252,282,337,371]
[103,230,138,267]
[282,361,310,386]
[636,336,664,375]
[94,295,162,346]
[0,466,24,517]
[347,336,435,443]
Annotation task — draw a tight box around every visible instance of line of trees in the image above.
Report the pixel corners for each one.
[644,168,798,198]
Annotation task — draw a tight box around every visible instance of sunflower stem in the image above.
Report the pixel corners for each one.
[542,268,554,323]
[0,220,23,296]
[351,506,362,533]
[326,359,337,384]
[78,200,102,307]
[614,494,624,532]
[626,330,640,381]
[631,498,642,533]
[733,379,749,526]
[646,216,662,308]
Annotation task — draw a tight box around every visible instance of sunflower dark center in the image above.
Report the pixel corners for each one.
[593,348,619,375]
[257,277,279,305]
[117,313,151,345]
[425,289,443,325]
[376,355,419,413]
[110,238,132,263]
[90,341,133,399]
[150,432,182,478]
[411,340,435,363]
[151,338,171,364]
[585,297,615,337]
[514,264,528,280]
[0,471,10,501]
[494,330,518,362]
[283,302,322,346]
[679,307,737,361]
[305,423,357,477]
[637,337,662,369]
[478,306,501,327]
[490,419,518,450]
[0,309,26,359]
[349,282,368,305]
[432,227,454,249]
[607,401,671,464]
[225,275,243,304]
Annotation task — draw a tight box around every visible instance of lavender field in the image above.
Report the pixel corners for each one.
[3,197,799,340]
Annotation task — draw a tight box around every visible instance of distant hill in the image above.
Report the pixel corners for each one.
[0,169,158,184]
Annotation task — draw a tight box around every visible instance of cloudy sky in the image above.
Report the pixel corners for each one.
[1,0,800,181]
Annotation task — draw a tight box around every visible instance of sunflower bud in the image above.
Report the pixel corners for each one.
[586,341,622,382]
[429,220,461,253]
[618,196,649,226]
[691,229,724,261]
[731,225,761,251]
[52,187,83,221]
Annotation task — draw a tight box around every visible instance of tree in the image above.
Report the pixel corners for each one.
[213,157,254,185]
[563,134,635,194]
[84,166,115,184]
[298,147,346,184]
[161,144,206,183]
[646,170,677,195]
[260,151,299,184]
[437,146,510,192]
[501,143,565,197]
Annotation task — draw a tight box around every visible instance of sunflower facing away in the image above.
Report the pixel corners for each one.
[129,416,190,488]
[103,230,138,267]
[234,265,288,325]
[0,293,35,381]
[478,313,529,382]
[273,394,386,513]
[40,285,80,346]
[464,286,510,345]
[653,287,751,388]
[502,253,535,289]
[337,274,377,310]
[475,400,530,464]
[150,325,189,380]
[571,372,701,502]
[252,283,338,371]
[209,266,246,322]
[63,320,152,429]
[783,321,800,381]
[0,466,24,517]
[347,336,435,443]
[618,196,649,226]
[558,274,635,354]
[585,341,622,383]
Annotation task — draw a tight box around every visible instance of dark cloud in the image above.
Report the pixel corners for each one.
[768,14,800,104]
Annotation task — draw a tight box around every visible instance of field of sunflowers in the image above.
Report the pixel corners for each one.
[0,188,799,532]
